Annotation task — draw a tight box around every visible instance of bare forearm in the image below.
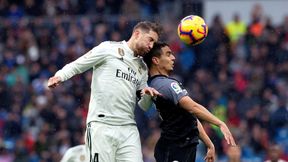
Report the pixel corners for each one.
[197,120,214,149]
[180,96,236,146]
[198,120,216,162]
[180,96,224,127]
[193,102,225,127]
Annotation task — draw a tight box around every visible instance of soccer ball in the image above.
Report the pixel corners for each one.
[177,15,208,46]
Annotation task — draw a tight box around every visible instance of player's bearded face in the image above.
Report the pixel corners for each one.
[135,30,158,56]
[135,43,146,56]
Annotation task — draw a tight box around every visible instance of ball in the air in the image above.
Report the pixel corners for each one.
[177,15,208,45]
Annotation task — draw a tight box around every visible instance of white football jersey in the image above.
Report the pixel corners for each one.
[55,41,148,125]
[60,145,87,162]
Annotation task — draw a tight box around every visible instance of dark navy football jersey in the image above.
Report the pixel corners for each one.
[148,75,199,144]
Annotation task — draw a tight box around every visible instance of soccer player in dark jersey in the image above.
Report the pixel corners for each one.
[142,42,236,162]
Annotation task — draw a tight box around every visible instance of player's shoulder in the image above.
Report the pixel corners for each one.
[108,41,124,44]
[150,75,175,83]
[103,41,124,46]
[96,41,123,48]
[151,75,184,91]
[91,41,124,57]
[149,75,172,88]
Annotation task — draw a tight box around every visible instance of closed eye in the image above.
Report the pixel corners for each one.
[166,51,173,57]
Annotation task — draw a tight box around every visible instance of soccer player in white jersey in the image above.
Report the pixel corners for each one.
[47,21,162,162]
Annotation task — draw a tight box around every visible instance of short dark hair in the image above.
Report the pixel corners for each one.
[133,21,162,36]
[143,41,169,68]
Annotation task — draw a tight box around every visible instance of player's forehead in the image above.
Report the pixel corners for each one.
[161,46,172,55]
[145,30,159,42]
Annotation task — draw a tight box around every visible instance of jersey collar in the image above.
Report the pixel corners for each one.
[148,74,167,83]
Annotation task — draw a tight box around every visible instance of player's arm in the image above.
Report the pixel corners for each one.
[197,119,215,162]
[137,87,161,111]
[179,96,236,146]
[137,65,161,111]
[48,42,108,88]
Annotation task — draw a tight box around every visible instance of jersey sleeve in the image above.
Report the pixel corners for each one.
[137,62,149,91]
[160,80,188,105]
[55,42,109,81]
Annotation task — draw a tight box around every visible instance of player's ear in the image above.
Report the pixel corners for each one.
[152,57,159,64]
[134,29,141,38]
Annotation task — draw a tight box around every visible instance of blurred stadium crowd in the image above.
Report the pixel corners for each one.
[0,0,288,162]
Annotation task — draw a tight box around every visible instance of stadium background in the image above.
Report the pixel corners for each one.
[0,0,288,161]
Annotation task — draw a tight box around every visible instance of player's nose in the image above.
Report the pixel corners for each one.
[148,42,154,49]
[171,54,176,60]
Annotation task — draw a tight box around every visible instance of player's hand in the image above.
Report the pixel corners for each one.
[47,76,62,88]
[226,145,241,162]
[219,123,236,146]
[204,145,215,162]
[141,87,161,97]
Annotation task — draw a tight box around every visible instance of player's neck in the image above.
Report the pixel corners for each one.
[127,39,138,57]
[149,68,169,77]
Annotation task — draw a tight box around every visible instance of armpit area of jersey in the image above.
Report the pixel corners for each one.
[136,90,141,100]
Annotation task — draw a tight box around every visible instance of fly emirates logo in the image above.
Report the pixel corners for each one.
[116,67,140,86]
